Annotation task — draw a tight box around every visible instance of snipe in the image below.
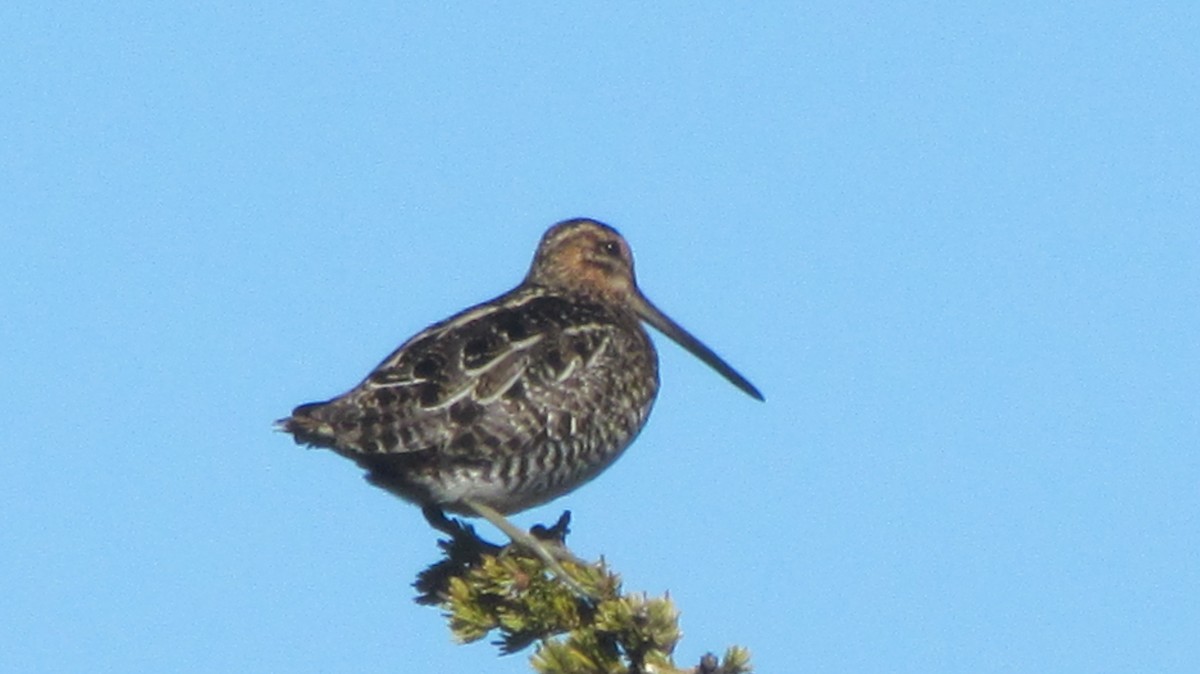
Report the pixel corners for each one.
[278,218,762,583]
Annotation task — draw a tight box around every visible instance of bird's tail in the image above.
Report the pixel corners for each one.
[275,401,337,447]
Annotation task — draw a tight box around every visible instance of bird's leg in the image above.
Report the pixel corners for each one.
[463,500,592,597]
[422,505,467,537]
[422,505,502,556]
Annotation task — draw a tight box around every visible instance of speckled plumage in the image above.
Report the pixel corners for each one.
[279,218,761,517]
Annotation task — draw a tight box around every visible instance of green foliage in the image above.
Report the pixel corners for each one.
[414,513,753,674]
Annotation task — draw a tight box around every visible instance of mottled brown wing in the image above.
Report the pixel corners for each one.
[282,290,623,461]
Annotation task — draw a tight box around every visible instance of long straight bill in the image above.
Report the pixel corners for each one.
[631,293,764,401]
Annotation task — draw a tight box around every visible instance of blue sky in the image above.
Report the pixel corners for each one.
[3,3,1197,672]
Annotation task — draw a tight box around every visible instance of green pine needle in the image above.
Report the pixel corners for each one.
[414,511,753,674]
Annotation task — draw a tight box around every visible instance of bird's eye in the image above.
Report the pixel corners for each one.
[599,240,621,257]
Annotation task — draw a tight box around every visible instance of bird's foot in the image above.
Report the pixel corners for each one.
[463,501,595,599]
[530,510,571,543]
[528,510,588,566]
[422,506,503,556]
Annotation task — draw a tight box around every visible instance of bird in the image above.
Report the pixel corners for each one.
[278,218,762,580]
